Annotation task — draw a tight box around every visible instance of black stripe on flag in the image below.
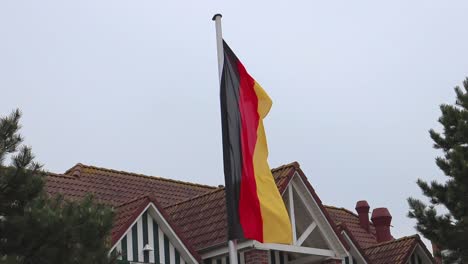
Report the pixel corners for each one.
[220,40,244,240]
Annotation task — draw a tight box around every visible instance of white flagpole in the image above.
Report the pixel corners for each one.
[212,13,239,264]
[213,14,224,80]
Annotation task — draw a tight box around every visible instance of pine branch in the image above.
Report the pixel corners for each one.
[408,78,468,263]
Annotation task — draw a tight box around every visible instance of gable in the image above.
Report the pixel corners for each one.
[406,243,434,264]
[363,236,419,264]
[112,203,199,264]
[281,173,349,260]
[201,170,349,263]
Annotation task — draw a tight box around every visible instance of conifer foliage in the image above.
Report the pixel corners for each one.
[408,78,468,263]
[0,110,116,264]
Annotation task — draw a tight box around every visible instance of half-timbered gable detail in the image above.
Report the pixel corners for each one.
[110,196,200,264]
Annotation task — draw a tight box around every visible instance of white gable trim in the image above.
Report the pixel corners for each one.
[110,203,152,253]
[296,222,317,246]
[147,203,198,264]
[288,184,298,244]
[407,244,433,264]
[201,239,337,260]
[290,172,348,258]
[341,231,367,264]
[202,240,255,259]
[109,202,198,264]
[254,241,335,257]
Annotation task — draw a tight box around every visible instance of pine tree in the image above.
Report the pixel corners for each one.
[408,78,468,263]
[0,110,117,264]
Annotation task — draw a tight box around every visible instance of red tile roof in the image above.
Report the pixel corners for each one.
[44,162,433,264]
[363,235,421,264]
[165,188,227,251]
[325,206,433,264]
[45,164,216,262]
[46,163,216,207]
[271,162,299,193]
[325,205,378,249]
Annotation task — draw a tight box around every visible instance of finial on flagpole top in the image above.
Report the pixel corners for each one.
[212,13,222,21]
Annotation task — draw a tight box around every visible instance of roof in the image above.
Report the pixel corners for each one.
[271,161,299,193]
[325,205,377,249]
[44,162,302,253]
[46,163,216,207]
[324,207,434,264]
[363,235,426,264]
[165,188,226,251]
[44,161,433,264]
[45,164,217,262]
[45,161,349,253]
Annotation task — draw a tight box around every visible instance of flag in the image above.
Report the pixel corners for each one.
[220,40,292,244]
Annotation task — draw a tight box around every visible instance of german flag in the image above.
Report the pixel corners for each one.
[220,40,292,244]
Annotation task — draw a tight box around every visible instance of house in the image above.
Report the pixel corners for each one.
[45,161,434,264]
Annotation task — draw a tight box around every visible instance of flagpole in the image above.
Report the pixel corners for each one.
[212,13,239,264]
[213,14,224,80]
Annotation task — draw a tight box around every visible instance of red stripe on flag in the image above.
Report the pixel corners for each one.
[237,60,264,242]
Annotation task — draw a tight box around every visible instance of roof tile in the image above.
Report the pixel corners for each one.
[165,188,227,251]
[325,205,378,249]
[363,235,420,264]
[46,164,216,207]
[325,206,433,263]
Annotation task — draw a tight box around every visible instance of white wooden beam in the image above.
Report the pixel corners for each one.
[291,178,348,258]
[288,184,297,244]
[202,240,336,261]
[288,255,331,264]
[201,240,255,259]
[291,181,314,218]
[253,241,335,257]
[341,231,366,264]
[295,222,317,246]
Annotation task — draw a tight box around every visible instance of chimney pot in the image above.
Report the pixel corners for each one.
[371,207,393,243]
[355,200,370,231]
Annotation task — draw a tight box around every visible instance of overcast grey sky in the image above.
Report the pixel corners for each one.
[1,0,468,249]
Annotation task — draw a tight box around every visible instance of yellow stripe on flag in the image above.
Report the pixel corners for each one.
[252,81,293,244]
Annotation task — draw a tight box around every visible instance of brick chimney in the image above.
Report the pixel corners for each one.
[371,207,393,243]
[355,200,370,231]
